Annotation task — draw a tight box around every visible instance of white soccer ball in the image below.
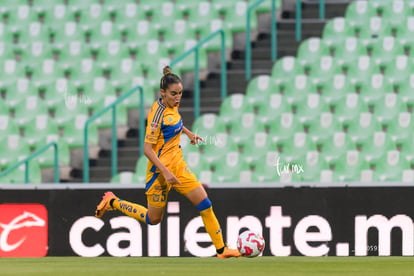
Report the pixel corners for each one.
[237,230,265,257]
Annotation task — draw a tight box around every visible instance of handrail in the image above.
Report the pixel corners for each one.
[83,85,145,183]
[296,0,326,41]
[171,29,227,119]
[0,142,59,183]
[245,0,278,80]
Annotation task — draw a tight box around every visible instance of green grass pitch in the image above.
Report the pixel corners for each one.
[1,257,413,276]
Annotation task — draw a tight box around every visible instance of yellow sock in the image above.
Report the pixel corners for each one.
[112,199,147,223]
[200,206,225,250]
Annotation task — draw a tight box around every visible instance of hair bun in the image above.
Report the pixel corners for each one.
[163,66,171,76]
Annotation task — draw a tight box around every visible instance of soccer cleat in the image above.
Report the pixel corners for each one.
[216,247,241,259]
[95,191,118,218]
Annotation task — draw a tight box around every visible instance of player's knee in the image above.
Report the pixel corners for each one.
[196,197,212,212]
[146,213,162,225]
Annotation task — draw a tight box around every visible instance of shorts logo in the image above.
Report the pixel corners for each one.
[0,204,48,257]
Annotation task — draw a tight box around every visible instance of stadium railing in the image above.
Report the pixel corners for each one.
[245,0,278,80]
[296,0,326,41]
[171,29,227,119]
[83,86,145,183]
[0,142,59,184]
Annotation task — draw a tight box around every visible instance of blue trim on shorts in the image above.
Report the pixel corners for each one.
[145,172,160,190]
[146,213,153,225]
[196,198,212,212]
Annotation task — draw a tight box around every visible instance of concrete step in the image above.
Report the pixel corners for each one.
[229,59,274,71]
[96,157,138,167]
[100,147,139,159]
[277,18,326,33]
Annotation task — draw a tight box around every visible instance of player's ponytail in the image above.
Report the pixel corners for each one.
[160,65,181,90]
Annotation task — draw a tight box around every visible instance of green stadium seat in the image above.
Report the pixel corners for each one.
[296,37,330,69]
[191,113,227,140]
[370,37,405,68]
[187,2,219,33]
[301,151,329,182]
[96,40,131,69]
[372,150,411,181]
[0,1,28,17]
[108,58,143,90]
[111,3,147,27]
[35,135,70,167]
[199,19,233,51]
[347,55,380,84]
[4,78,35,109]
[16,22,51,46]
[229,113,265,147]
[283,74,318,106]
[212,0,242,14]
[359,132,396,166]
[380,0,409,31]
[140,0,172,15]
[88,21,123,45]
[212,152,248,183]
[135,155,148,184]
[387,112,414,145]
[346,112,381,146]
[137,40,169,72]
[20,42,54,72]
[399,133,414,164]
[332,150,370,182]
[185,151,209,178]
[219,94,253,126]
[242,132,271,167]
[333,37,367,68]
[90,95,128,128]
[271,56,305,86]
[357,74,393,105]
[173,39,208,73]
[295,94,330,126]
[119,76,155,107]
[77,3,112,32]
[333,93,368,127]
[268,113,302,147]
[163,19,197,53]
[355,17,392,45]
[256,94,291,126]
[0,59,26,86]
[0,115,19,136]
[68,58,101,83]
[277,132,316,163]
[5,5,39,30]
[111,172,139,184]
[124,20,159,51]
[0,42,16,63]
[30,59,65,89]
[395,17,414,46]
[42,4,75,33]
[62,114,98,149]
[396,74,414,108]
[319,74,354,105]
[245,75,272,108]
[224,1,257,33]
[345,1,377,30]
[69,0,101,12]
[54,97,90,128]
[320,132,355,164]
[52,22,85,45]
[251,151,278,182]
[247,0,281,13]
[384,55,414,84]
[151,2,182,33]
[7,158,42,184]
[0,135,26,169]
[307,113,342,146]
[201,133,237,168]
[373,93,407,127]
[23,115,59,148]
[14,96,49,127]
[322,17,354,48]
[307,56,342,84]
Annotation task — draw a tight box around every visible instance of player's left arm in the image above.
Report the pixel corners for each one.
[182,126,204,145]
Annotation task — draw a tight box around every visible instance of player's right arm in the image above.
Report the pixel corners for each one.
[143,142,180,184]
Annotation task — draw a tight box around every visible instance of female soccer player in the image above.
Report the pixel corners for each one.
[95,66,240,258]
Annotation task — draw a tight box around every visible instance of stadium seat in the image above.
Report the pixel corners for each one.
[3,78,35,109]
[23,115,59,148]
[111,172,139,184]
[199,19,233,51]
[191,113,227,141]
[251,151,278,182]
[0,59,26,86]
[271,56,305,86]
[319,74,354,105]
[256,94,291,126]
[357,74,393,105]
[332,150,369,181]
[187,2,219,34]
[219,94,253,126]
[295,94,330,126]
[42,4,75,33]
[307,56,342,83]
[77,3,112,32]
[372,150,411,181]
[30,59,65,89]
[307,113,342,146]
[300,151,328,182]
[0,135,28,169]
[277,132,316,163]
[395,16,414,46]
[355,17,391,45]
[88,21,123,45]
[359,132,396,166]
[322,17,354,48]
[62,114,98,149]
[0,115,19,136]
[224,1,257,33]
[186,151,209,178]
[213,152,248,182]
[268,113,302,147]
[386,112,414,145]
[13,96,49,127]
[321,132,355,164]
[68,58,101,83]
[228,113,265,147]
[163,19,197,54]
[245,75,272,109]
[370,37,405,68]
[151,2,182,33]
[135,155,148,184]
[372,93,407,127]
[396,74,414,108]
[173,39,208,73]
[123,20,158,51]
[140,0,172,16]
[346,112,382,145]
[5,5,39,31]
[137,40,169,72]
[201,133,237,168]
[90,95,128,128]
[35,134,70,167]
[242,132,271,167]
[8,158,42,184]
[296,37,330,69]
[95,40,131,69]
[380,0,409,31]
[42,78,77,111]
[333,37,367,68]
[283,74,318,106]
[347,55,380,84]
[333,93,368,127]
[384,55,414,84]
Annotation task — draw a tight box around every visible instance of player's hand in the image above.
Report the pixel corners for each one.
[188,132,204,145]
[163,170,181,185]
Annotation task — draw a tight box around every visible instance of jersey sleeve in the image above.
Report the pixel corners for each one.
[144,106,163,144]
